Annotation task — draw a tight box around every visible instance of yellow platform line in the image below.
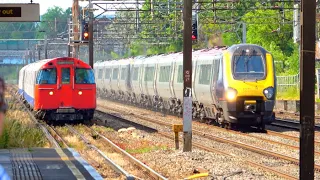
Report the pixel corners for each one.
[55,148,86,180]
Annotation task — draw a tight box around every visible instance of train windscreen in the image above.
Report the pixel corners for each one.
[232,55,265,80]
[36,68,57,84]
[75,68,95,84]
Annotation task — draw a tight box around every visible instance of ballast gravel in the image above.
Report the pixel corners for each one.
[96,99,320,179]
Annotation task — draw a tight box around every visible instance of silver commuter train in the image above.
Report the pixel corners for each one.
[94,44,276,129]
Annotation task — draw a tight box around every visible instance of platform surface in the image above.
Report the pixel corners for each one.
[0,148,103,180]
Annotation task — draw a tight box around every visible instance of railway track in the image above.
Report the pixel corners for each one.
[271,118,320,131]
[97,105,320,169]
[96,106,299,180]
[8,86,167,180]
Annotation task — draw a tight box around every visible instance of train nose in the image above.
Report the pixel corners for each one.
[245,105,255,111]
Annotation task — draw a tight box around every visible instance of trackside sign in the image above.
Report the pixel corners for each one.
[0,4,39,22]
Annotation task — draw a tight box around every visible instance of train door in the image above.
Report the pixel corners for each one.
[57,65,73,107]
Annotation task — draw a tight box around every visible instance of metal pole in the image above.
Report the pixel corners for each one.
[44,34,48,59]
[300,0,316,179]
[72,0,79,58]
[89,0,94,68]
[183,0,192,152]
[37,45,40,60]
[242,22,246,43]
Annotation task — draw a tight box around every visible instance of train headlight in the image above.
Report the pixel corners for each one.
[263,87,274,100]
[78,91,83,95]
[226,88,237,101]
[49,91,53,95]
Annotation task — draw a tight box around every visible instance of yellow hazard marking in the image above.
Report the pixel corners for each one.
[172,124,183,132]
[184,172,209,179]
[55,148,86,180]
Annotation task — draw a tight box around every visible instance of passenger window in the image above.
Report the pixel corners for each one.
[121,68,126,80]
[36,68,56,84]
[132,67,139,81]
[177,65,183,83]
[98,69,103,79]
[105,68,110,79]
[113,68,118,80]
[75,68,95,84]
[199,64,212,85]
[159,66,171,82]
[61,68,70,84]
[144,67,154,82]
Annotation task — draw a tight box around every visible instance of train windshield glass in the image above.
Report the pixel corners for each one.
[233,55,265,80]
[36,68,57,84]
[75,68,95,84]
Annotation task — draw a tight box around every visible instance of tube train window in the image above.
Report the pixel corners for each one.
[159,66,171,82]
[232,55,265,80]
[36,68,57,84]
[132,67,139,81]
[75,68,95,84]
[105,68,110,79]
[98,69,103,79]
[144,67,154,82]
[61,68,70,84]
[121,68,127,80]
[112,68,119,80]
[177,65,183,83]
[199,64,212,85]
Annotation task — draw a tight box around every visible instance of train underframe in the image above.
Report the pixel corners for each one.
[97,89,275,130]
[21,97,95,122]
[37,109,95,121]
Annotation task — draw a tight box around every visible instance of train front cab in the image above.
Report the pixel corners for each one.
[35,58,96,121]
[220,45,276,128]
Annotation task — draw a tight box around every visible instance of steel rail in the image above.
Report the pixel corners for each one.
[266,130,320,146]
[85,126,168,180]
[65,124,136,180]
[96,106,297,180]
[271,118,320,131]
[98,106,320,171]
[8,86,61,149]
[97,100,320,145]
[159,132,298,180]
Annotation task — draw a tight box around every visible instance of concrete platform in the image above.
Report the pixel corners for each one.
[0,148,103,180]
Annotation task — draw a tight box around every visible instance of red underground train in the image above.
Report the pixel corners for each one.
[18,57,96,121]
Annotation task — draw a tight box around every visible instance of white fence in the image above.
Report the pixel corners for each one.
[276,73,300,94]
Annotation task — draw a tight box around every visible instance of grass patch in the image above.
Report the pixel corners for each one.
[126,145,168,154]
[0,110,48,148]
[92,125,114,132]
[276,86,299,100]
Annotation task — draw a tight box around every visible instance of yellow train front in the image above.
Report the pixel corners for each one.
[214,44,276,129]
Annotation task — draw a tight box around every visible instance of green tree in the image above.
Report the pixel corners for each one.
[36,6,71,39]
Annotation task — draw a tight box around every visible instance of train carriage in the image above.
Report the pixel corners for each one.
[154,54,175,111]
[118,59,132,102]
[141,55,160,107]
[95,43,276,130]
[19,57,96,121]
[94,61,104,96]
[130,56,146,104]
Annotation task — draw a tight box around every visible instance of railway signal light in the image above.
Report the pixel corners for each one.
[82,21,89,41]
[192,21,198,41]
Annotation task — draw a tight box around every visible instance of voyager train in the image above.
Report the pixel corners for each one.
[18,57,96,121]
[94,44,276,129]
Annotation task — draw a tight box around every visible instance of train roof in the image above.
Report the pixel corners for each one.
[22,57,92,72]
[92,44,270,66]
